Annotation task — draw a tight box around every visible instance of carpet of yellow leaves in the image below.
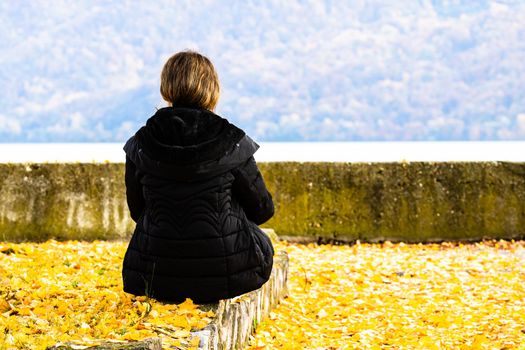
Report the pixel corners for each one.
[2,240,525,350]
[249,240,525,349]
[0,240,212,349]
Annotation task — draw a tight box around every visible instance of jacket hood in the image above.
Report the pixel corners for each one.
[123,106,259,181]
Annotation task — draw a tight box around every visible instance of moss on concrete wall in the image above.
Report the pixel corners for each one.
[1,162,525,242]
[258,161,525,242]
[0,163,130,241]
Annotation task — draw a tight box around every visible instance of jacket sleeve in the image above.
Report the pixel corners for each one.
[125,156,146,223]
[231,156,275,225]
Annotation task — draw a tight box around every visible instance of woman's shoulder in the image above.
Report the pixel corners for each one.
[123,107,259,181]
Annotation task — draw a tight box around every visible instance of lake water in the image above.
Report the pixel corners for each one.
[0,142,524,163]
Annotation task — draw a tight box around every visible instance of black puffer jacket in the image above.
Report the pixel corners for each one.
[122,106,275,304]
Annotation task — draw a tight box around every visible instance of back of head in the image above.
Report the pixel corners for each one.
[160,51,220,111]
[124,50,259,182]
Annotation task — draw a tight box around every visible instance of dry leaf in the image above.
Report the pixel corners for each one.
[248,240,525,349]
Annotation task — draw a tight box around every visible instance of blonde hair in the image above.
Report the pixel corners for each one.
[160,51,220,111]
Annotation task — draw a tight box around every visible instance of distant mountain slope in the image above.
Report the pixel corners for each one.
[1,1,524,141]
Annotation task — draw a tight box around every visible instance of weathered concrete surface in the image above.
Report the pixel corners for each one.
[0,163,130,241]
[259,161,525,242]
[1,162,525,242]
[47,338,161,350]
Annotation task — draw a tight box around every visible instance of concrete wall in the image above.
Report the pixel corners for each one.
[0,163,129,241]
[1,162,525,242]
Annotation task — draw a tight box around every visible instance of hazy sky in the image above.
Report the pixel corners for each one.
[1,1,524,142]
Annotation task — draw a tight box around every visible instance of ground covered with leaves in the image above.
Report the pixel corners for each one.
[249,240,525,349]
[0,241,211,349]
[1,240,524,349]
